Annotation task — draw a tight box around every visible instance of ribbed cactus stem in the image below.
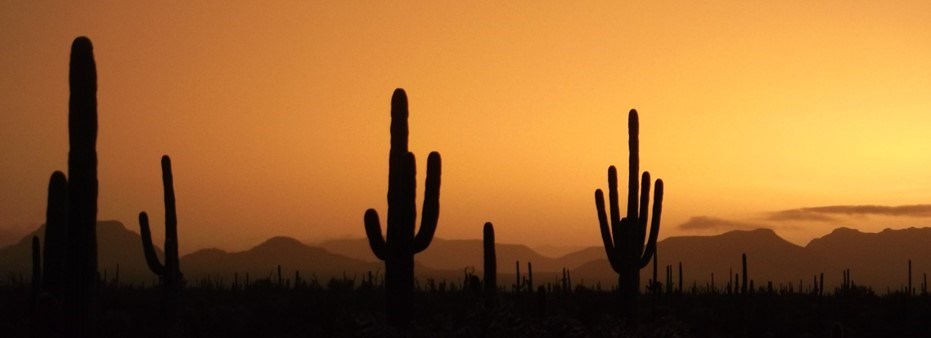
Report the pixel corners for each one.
[483,222,496,303]
[43,171,68,295]
[66,36,98,337]
[363,89,442,329]
[594,109,664,309]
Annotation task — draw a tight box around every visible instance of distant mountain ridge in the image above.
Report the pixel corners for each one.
[2,223,931,291]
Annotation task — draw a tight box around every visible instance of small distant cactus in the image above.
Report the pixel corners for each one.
[363,89,442,329]
[483,222,496,302]
[594,109,664,309]
[139,155,183,291]
[138,155,183,331]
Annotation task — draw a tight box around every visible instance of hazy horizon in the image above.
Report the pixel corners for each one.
[3,1,931,254]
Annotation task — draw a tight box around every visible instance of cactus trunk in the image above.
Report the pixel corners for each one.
[67,36,98,337]
[364,89,442,329]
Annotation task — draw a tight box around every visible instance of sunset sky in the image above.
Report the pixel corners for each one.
[2,1,930,254]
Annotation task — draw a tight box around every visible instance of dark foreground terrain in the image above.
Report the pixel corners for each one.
[2,278,931,338]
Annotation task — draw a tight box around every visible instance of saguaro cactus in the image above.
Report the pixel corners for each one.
[67,36,98,336]
[43,171,68,296]
[483,222,496,303]
[364,89,442,329]
[594,109,664,308]
[139,156,183,295]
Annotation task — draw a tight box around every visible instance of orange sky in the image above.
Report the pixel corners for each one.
[2,1,930,254]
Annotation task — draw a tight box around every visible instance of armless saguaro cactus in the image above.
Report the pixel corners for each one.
[67,36,98,337]
[139,156,183,306]
[364,89,442,329]
[483,222,497,302]
[594,109,664,310]
[43,171,69,296]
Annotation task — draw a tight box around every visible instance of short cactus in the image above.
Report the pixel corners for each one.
[364,89,442,329]
[43,171,68,296]
[139,155,183,291]
[483,222,496,302]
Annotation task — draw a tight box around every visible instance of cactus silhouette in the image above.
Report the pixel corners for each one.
[66,36,98,337]
[363,88,442,329]
[594,109,664,309]
[139,155,183,292]
[43,171,68,296]
[483,222,496,304]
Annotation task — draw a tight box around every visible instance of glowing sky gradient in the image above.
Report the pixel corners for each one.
[2,1,930,254]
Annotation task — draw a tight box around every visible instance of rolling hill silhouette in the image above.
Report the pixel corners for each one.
[181,236,382,284]
[0,220,159,286]
[2,223,930,291]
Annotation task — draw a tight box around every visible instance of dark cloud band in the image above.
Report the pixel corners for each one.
[768,204,931,222]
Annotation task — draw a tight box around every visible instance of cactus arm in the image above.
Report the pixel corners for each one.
[364,209,387,261]
[638,171,651,242]
[607,166,623,251]
[639,180,663,268]
[413,152,441,254]
[138,212,166,275]
[595,190,622,272]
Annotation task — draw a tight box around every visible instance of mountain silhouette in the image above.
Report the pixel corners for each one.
[0,220,159,285]
[181,236,382,284]
[806,227,931,292]
[2,224,930,291]
[320,237,579,273]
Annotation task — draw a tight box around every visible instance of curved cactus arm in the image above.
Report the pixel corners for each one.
[364,209,387,261]
[607,166,623,251]
[638,179,663,268]
[595,190,622,272]
[138,212,166,275]
[413,151,441,254]
[637,172,652,250]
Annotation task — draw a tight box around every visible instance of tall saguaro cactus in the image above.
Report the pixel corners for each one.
[594,109,664,309]
[67,36,98,336]
[364,89,442,329]
[139,155,183,290]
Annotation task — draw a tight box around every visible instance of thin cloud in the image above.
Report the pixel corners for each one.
[768,204,931,222]
[678,216,761,231]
